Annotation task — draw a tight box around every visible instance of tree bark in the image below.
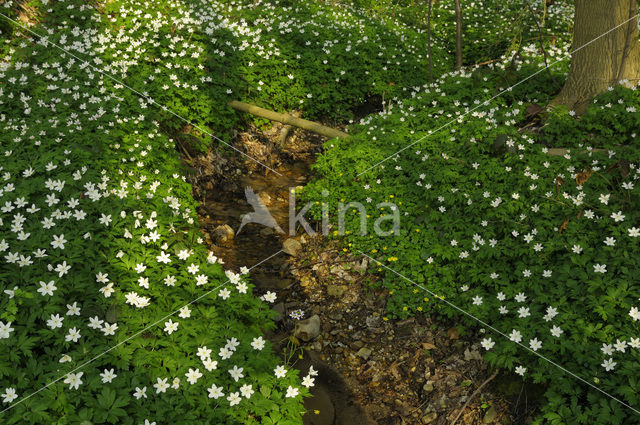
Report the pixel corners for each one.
[454,0,463,69]
[553,0,640,113]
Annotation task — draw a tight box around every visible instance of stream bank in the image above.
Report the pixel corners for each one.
[185,122,541,425]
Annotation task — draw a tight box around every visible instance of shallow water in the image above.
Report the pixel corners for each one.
[199,161,310,287]
[197,159,372,425]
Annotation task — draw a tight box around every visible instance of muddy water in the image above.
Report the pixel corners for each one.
[197,160,372,425]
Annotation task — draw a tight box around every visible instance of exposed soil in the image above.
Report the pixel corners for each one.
[187,122,542,425]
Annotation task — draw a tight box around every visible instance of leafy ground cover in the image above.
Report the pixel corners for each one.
[302,3,640,423]
[3,0,639,423]
[0,0,349,423]
[337,0,573,66]
[0,0,487,422]
[97,0,455,151]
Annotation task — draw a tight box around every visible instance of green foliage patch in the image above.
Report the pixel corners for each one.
[302,11,640,425]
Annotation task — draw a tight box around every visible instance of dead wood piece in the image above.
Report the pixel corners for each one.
[228,100,349,140]
[451,370,499,425]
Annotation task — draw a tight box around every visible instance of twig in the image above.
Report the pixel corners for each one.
[451,369,500,425]
[473,58,497,67]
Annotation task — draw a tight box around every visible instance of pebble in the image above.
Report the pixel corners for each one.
[283,238,302,256]
[356,347,372,360]
[365,315,382,329]
[421,412,438,424]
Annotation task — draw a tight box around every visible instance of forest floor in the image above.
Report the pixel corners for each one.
[188,123,543,425]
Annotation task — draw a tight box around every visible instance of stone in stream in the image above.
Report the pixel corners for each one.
[295,314,321,341]
[283,238,302,256]
[423,381,434,393]
[356,347,372,360]
[421,412,438,424]
[211,224,234,243]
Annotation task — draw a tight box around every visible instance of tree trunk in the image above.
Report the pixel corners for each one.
[454,0,463,69]
[553,0,640,113]
[427,0,434,83]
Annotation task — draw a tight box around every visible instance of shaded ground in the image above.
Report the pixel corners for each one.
[187,123,542,425]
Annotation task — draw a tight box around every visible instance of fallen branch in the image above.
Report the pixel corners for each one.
[228,100,349,140]
[450,369,499,425]
[277,111,301,146]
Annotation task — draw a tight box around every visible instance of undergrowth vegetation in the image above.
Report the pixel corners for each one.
[302,5,640,424]
[98,0,455,149]
[2,0,639,423]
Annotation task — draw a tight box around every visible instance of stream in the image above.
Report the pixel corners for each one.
[195,156,373,425]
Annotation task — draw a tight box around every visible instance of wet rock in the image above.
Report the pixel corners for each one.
[421,412,438,424]
[356,347,372,360]
[464,348,483,361]
[351,340,364,350]
[295,314,321,341]
[283,238,302,256]
[326,285,347,297]
[437,395,448,410]
[212,224,234,243]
